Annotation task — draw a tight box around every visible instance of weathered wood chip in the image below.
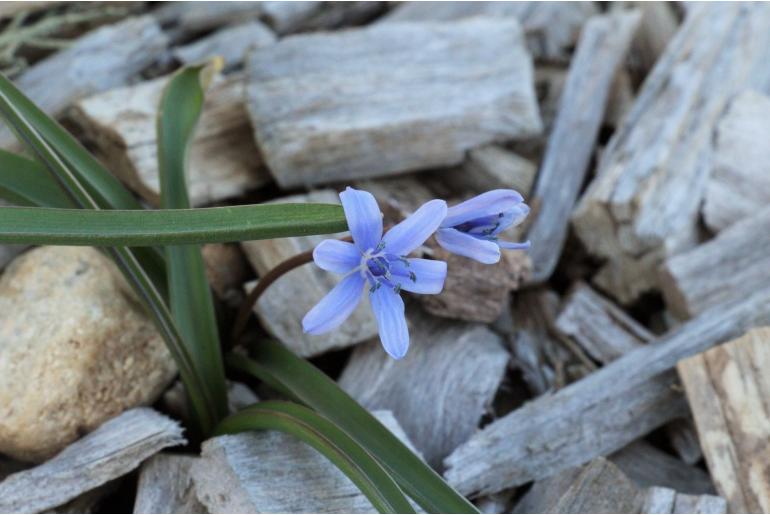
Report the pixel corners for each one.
[444,289,770,496]
[241,190,377,357]
[526,10,640,283]
[457,145,537,197]
[0,408,184,513]
[572,3,770,303]
[154,2,263,37]
[134,454,205,514]
[192,410,415,513]
[660,207,770,319]
[69,72,269,207]
[641,487,727,514]
[702,90,770,233]
[173,21,276,70]
[609,441,713,495]
[515,458,641,514]
[420,243,530,324]
[245,18,541,188]
[381,1,597,62]
[677,327,770,513]
[339,311,509,469]
[0,16,167,150]
[555,282,651,364]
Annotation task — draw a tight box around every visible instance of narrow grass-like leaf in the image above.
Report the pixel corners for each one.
[0,72,216,434]
[158,62,228,428]
[0,149,169,297]
[0,150,73,207]
[227,342,479,514]
[0,203,347,245]
[215,401,415,514]
[0,73,142,210]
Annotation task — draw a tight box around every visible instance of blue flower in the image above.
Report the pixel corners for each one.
[302,187,448,359]
[436,189,530,264]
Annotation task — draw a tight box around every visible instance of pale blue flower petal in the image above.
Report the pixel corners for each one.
[339,187,383,253]
[435,227,501,264]
[491,203,530,235]
[498,240,532,250]
[302,273,365,335]
[370,286,409,359]
[381,199,447,256]
[442,189,524,228]
[390,258,447,294]
[313,239,360,274]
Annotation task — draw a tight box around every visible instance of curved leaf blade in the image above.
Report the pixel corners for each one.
[0,203,347,245]
[0,71,216,434]
[158,62,228,428]
[0,73,142,210]
[215,401,415,514]
[0,149,74,207]
[227,342,479,514]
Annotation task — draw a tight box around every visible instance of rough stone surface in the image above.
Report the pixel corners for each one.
[0,247,176,462]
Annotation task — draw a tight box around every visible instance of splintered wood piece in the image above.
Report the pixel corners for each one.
[515,458,641,514]
[572,3,770,303]
[339,311,509,469]
[551,458,641,514]
[664,418,703,466]
[702,90,770,233]
[677,327,770,513]
[660,207,770,319]
[245,18,541,188]
[526,10,640,283]
[241,190,377,357]
[0,16,167,150]
[381,1,597,62]
[420,243,531,324]
[173,20,276,69]
[509,290,574,394]
[444,289,770,496]
[609,441,713,495]
[555,282,652,364]
[0,408,185,513]
[69,72,269,207]
[192,410,416,513]
[620,2,679,75]
[133,454,204,514]
[459,145,537,197]
[154,2,263,37]
[641,487,727,514]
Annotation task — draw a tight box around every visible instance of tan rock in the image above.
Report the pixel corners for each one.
[0,247,176,462]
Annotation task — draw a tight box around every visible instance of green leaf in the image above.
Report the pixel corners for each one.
[227,342,479,514]
[215,401,415,514]
[0,203,347,245]
[0,73,142,210]
[0,149,74,207]
[0,77,167,299]
[0,71,216,434]
[158,62,228,429]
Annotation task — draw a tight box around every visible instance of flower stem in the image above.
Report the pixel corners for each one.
[230,234,358,344]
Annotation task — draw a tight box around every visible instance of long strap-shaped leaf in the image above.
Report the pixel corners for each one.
[158,62,228,429]
[0,75,218,434]
[0,73,142,210]
[0,204,347,245]
[0,150,168,296]
[227,342,479,514]
[215,401,415,514]
[0,149,74,207]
